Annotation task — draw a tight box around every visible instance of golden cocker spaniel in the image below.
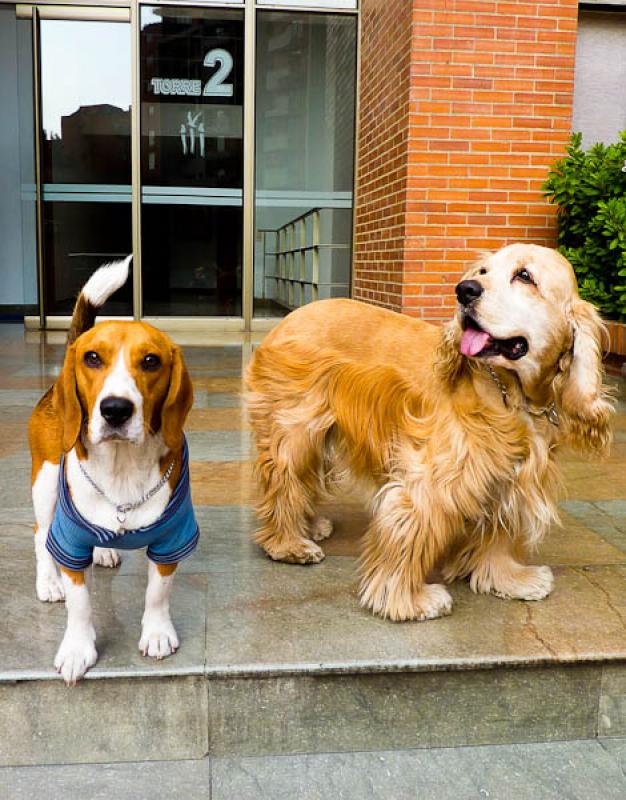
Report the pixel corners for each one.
[245,243,613,622]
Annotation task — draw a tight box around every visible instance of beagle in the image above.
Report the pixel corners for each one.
[29,257,197,684]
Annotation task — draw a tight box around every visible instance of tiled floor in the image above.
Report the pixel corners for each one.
[3,738,626,799]
[2,324,626,682]
[1,324,626,775]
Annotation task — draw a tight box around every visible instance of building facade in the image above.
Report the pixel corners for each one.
[0,1,621,329]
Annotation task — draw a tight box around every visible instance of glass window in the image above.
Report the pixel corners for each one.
[40,20,132,185]
[140,6,244,317]
[573,11,626,147]
[43,202,132,315]
[254,12,357,318]
[39,19,132,316]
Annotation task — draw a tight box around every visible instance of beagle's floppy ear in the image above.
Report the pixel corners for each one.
[58,344,83,452]
[161,346,194,452]
[556,297,614,455]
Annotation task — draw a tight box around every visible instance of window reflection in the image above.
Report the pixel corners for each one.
[140,6,244,317]
[40,20,131,185]
[254,12,357,317]
[43,202,132,315]
[39,19,132,316]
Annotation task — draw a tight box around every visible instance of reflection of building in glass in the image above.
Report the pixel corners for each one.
[253,15,355,315]
[140,13,243,189]
[44,103,131,184]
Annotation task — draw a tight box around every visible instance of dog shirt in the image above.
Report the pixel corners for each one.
[46,439,199,571]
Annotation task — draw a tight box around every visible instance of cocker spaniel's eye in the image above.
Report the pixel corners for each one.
[479,268,487,275]
[514,268,535,285]
[84,351,102,369]
[141,353,161,372]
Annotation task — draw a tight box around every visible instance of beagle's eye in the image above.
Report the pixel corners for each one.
[479,268,487,275]
[83,351,102,369]
[141,353,161,372]
[514,268,534,285]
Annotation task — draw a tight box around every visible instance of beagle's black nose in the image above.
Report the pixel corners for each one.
[100,396,134,428]
[455,279,483,307]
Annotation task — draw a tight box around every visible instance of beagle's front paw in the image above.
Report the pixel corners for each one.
[139,614,179,660]
[93,547,121,568]
[54,628,97,685]
[36,569,65,603]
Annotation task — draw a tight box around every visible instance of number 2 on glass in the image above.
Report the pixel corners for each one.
[203,49,234,98]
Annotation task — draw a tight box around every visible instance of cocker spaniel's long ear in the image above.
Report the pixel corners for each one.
[556,298,614,455]
[435,321,464,384]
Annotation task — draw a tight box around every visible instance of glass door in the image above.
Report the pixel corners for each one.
[38,13,133,316]
[139,6,244,317]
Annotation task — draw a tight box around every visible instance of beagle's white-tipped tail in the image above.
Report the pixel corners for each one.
[68,255,132,345]
[81,254,132,307]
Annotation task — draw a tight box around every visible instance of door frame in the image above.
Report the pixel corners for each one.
[18,0,360,332]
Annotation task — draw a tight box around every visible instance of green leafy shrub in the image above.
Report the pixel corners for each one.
[543,131,626,320]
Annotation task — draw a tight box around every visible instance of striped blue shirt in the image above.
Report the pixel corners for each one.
[47,439,199,571]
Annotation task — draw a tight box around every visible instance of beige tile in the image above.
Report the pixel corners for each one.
[0,422,29,459]
[0,376,53,391]
[187,408,249,431]
[191,461,256,506]
[191,376,242,393]
[536,512,626,567]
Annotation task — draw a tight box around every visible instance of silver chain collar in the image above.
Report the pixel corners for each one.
[485,364,559,427]
[77,457,176,531]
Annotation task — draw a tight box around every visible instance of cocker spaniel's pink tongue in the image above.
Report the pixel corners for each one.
[460,327,491,356]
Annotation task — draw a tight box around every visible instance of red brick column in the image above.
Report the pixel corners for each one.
[353,0,579,321]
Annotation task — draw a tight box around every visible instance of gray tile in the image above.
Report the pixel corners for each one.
[0,405,33,421]
[0,676,208,766]
[0,758,212,800]
[595,500,626,518]
[116,505,260,576]
[204,557,626,675]
[208,665,601,756]
[213,740,626,800]
[0,451,33,508]
[600,737,626,774]
[10,365,60,379]
[0,571,208,679]
[0,389,45,407]
[187,429,252,462]
[193,391,241,409]
[600,664,626,737]
[561,500,626,553]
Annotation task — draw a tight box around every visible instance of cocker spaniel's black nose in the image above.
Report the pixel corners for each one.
[455,280,483,306]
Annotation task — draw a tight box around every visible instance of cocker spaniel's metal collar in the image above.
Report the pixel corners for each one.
[485,364,560,427]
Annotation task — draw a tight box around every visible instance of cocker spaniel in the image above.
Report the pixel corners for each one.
[245,243,613,621]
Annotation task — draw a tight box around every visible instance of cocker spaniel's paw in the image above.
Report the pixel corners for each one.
[309,516,334,542]
[265,538,325,565]
[360,580,453,622]
[93,547,121,568]
[472,563,554,601]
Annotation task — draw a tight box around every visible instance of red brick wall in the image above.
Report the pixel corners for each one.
[352,0,414,312]
[353,0,580,321]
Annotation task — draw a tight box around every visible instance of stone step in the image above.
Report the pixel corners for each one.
[3,739,626,799]
[2,504,626,766]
